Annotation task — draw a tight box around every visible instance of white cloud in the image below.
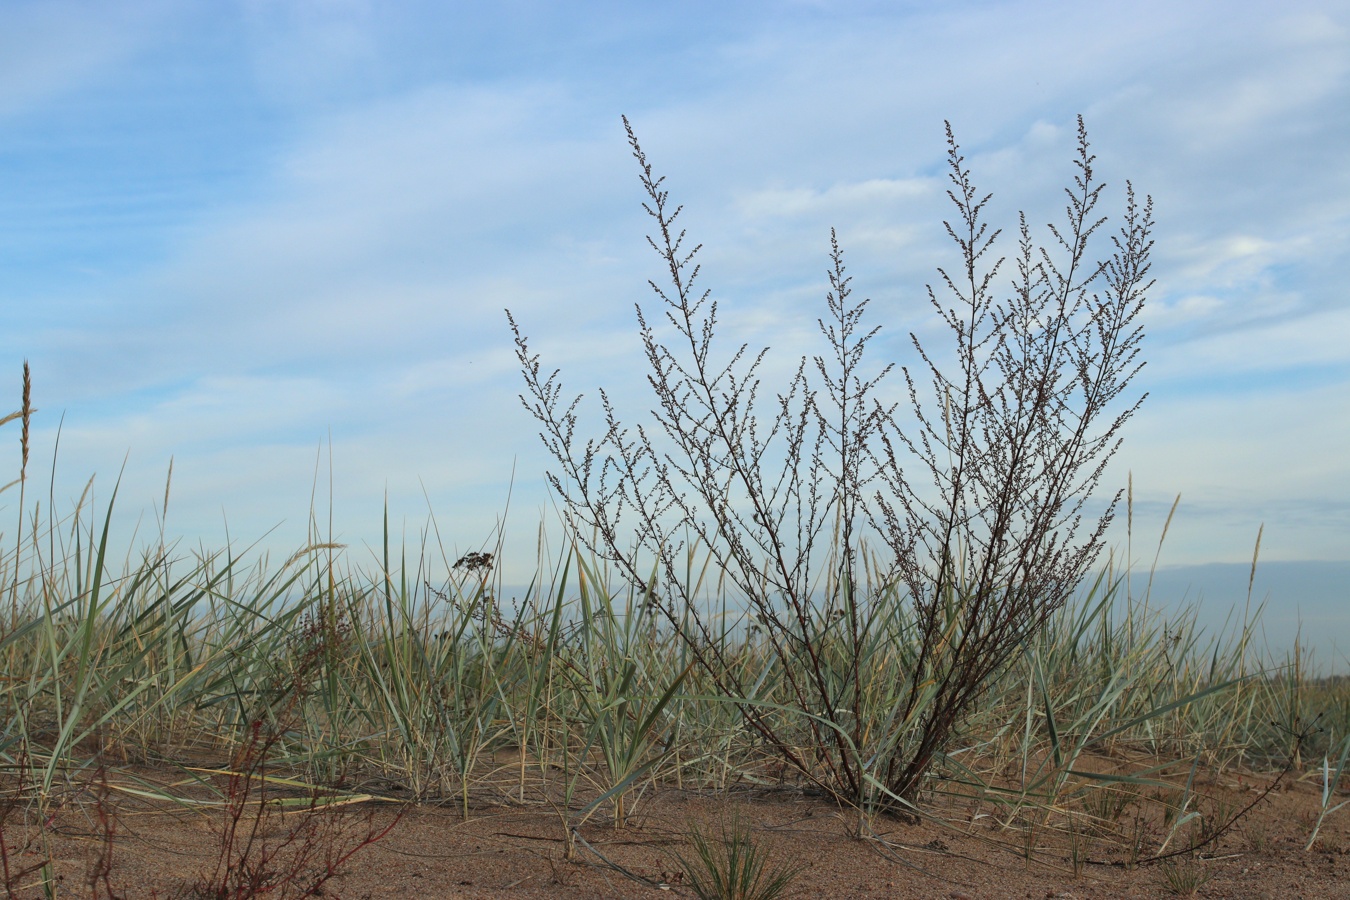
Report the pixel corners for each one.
[0,2,169,119]
[1163,11,1349,151]
[1173,235,1288,286]
[235,0,397,109]
[733,178,934,221]
[1140,294,1223,330]
[1151,306,1350,377]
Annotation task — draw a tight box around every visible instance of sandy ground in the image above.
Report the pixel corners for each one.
[7,762,1348,899]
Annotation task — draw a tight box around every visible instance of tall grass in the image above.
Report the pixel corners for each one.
[0,466,1342,808]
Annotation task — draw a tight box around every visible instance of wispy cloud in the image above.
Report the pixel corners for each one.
[0,2,170,119]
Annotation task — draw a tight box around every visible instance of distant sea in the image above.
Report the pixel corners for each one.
[1119,560,1350,674]
[494,560,1350,674]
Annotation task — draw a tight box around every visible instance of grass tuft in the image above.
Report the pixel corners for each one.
[674,812,804,900]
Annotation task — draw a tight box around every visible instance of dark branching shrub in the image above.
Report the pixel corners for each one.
[509,115,1153,813]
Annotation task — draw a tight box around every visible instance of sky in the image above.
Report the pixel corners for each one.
[0,1,1346,665]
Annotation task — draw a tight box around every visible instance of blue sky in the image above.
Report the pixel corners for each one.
[0,1,1347,663]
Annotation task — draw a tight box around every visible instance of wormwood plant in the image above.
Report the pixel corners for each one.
[510,116,1153,815]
